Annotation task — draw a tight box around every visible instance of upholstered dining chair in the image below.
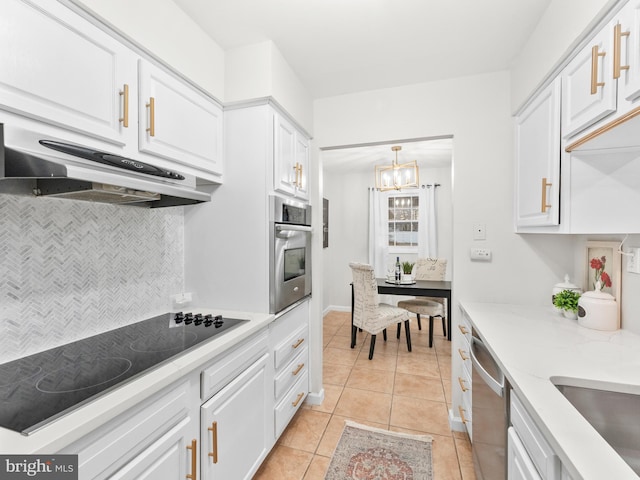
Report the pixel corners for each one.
[397,257,447,348]
[349,262,412,359]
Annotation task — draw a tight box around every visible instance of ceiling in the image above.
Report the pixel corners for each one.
[171,0,551,172]
[172,0,552,100]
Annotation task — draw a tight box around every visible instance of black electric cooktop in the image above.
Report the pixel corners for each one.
[0,312,248,435]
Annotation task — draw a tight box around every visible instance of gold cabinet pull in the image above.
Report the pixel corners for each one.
[292,163,299,187]
[292,392,305,407]
[591,45,606,94]
[292,363,304,376]
[186,439,197,480]
[458,325,469,335]
[458,376,469,392]
[146,97,155,137]
[119,84,129,128]
[541,177,552,213]
[297,163,303,188]
[458,348,469,361]
[614,23,630,79]
[208,421,218,464]
[292,338,304,349]
[458,405,468,424]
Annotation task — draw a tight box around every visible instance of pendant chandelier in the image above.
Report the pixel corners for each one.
[374,146,419,191]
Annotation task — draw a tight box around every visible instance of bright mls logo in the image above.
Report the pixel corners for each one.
[1,455,78,479]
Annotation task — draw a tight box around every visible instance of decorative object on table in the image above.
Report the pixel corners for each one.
[402,261,415,282]
[584,240,621,321]
[395,256,402,282]
[325,420,433,480]
[374,145,419,191]
[552,289,581,319]
[577,281,619,330]
[552,275,582,313]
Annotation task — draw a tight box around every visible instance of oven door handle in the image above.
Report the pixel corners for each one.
[275,224,312,233]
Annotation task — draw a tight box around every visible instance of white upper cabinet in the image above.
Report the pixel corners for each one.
[273,113,309,200]
[614,0,640,102]
[138,60,223,179]
[0,0,137,145]
[515,78,562,228]
[562,26,617,138]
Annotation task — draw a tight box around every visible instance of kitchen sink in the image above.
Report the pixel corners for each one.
[553,380,640,475]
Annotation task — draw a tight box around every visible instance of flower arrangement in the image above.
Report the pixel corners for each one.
[590,256,612,290]
[401,261,415,275]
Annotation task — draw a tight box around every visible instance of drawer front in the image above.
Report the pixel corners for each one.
[201,329,269,400]
[458,314,472,345]
[459,389,472,440]
[274,372,308,438]
[273,324,308,370]
[274,346,308,399]
[511,393,561,479]
[457,342,471,375]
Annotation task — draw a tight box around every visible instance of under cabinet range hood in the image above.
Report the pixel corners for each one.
[0,124,211,207]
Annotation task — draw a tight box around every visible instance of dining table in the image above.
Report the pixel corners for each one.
[351,278,453,341]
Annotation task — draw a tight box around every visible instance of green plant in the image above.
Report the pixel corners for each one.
[401,261,414,275]
[553,289,581,313]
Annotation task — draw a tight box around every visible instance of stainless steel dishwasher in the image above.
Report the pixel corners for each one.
[470,331,510,480]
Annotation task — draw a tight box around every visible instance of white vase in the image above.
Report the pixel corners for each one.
[563,310,577,320]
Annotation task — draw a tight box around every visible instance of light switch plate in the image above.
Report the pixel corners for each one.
[472,223,486,240]
[627,247,640,274]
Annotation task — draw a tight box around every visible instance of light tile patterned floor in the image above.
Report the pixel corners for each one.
[253,311,476,480]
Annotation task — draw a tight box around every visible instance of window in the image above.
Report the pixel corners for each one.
[388,194,419,248]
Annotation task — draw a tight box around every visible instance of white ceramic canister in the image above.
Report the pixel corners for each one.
[552,275,582,313]
[577,282,618,331]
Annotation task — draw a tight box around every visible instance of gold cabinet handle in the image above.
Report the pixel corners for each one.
[591,45,606,94]
[186,439,197,480]
[146,97,155,137]
[614,23,630,79]
[292,163,299,187]
[292,363,304,376]
[458,348,469,361]
[292,338,304,349]
[297,163,303,188]
[208,421,218,464]
[458,405,469,424]
[458,376,469,392]
[292,392,305,407]
[541,177,552,213]
[458,325,469,335]
[119,84,129,128]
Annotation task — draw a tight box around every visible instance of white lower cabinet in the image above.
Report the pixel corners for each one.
[200,353,270,480]
[59,378,200,480]
[509,392,561,480]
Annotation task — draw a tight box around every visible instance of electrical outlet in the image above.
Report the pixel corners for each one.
[627,247,640,274]
[171,292,193,307]
[470,248,492,261]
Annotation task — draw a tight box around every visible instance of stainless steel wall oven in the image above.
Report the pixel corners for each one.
[269,196,312,313]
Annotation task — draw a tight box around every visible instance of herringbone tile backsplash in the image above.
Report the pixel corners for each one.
[0,195,184,364]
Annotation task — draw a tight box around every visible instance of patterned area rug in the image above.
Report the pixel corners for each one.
[325,421,433,480]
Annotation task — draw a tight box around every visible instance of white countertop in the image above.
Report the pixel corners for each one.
[460,301,640,480]
[0,308,274,455]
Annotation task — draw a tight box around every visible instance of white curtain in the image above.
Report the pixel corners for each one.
[418,185,438,258]
[368,188,389,277]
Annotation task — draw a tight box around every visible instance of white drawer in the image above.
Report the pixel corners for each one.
[459,390,472,440]
[457,342,471,375]
[511,392,561,480]
[458,314,472,344]
[274,346,308,399]
[274,372,308,438]
[273,324,308,370]
[457,364,471,399]
[201,329,269,400]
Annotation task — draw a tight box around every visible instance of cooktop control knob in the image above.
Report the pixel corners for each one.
[174,312,185,324]
[203,314,213,327]
[213,315,224,328]
[184,312,194,325]
[194,313,203,326]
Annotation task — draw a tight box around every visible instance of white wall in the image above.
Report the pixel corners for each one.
[322,165,452,311]
[313,70,577,421]
[510,0,616,111]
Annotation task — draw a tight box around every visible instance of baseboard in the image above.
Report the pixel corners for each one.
[448,407,466,432]
[306,388,325,405]
[323,305,350,315]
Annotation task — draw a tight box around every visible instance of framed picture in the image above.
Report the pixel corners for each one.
[584,240,621,304]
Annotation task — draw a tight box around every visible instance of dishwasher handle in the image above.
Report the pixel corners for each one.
[470,335,504,397]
